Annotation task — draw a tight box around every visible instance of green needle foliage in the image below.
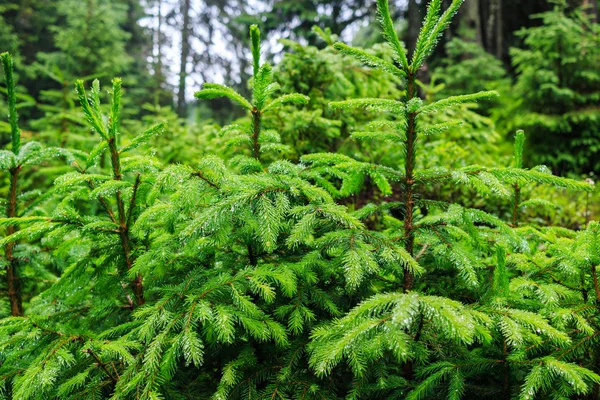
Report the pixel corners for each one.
[0,53,61,316]
[302,0,597,398]
[509,2,600,174]
[0,2,598,400]
[195,25,309,163]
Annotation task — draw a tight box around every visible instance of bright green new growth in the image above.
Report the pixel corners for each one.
[0,52,62,316]
[514,129,525,169]
[109,78,122,139]
[250,24,261,76]
[195,24,308,161]
[333,42,406,78]
[376,0,409,71]
[0,2,599,400]
[1,53,20,154]
[412,0,465,69]
[301,1,598,398]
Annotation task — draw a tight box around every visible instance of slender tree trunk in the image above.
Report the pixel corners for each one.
[485,0,497,54]
[503,339,511,400]
[177,0,191,117]
[459,0,483,45]
[6,167,23,316]
[407,0,421,54]
[251,109,261,160]
[401,75,418,380]
[403,74,417,292]
[495,0,503,59]
[108,139,145,306]
[153,0,164,107]
[512,184,520,227]
[583,0,599,23]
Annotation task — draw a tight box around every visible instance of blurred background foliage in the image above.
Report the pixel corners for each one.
[0,0,599,226]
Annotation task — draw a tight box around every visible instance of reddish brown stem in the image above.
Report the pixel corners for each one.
[512,184,520,227]
[503,339,510,400]
[6,166,23,316]
[403,73,417,292]
[591,263,600,304]
[251,108,261,160]
[108,139,144,306]
[86,347,118,383]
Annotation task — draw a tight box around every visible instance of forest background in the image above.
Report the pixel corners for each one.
[2,0,600,178]
[2,0,600,398]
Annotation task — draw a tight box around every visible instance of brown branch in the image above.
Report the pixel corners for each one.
[403,72,417,293]
[107,138,144,306]
[415,244,429,261]
[85,347,119,383]
[592,263,600,304]
[251,108,261,160]
[5,166,23,316]
[512,184,521,227]
[191,171,219,189]
[71,161,118,225]
[126,174,141,227]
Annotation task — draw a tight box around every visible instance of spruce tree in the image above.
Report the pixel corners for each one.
[0,53,60,316]
[0,1,598,399]
[509,1,600,174]
[0,53,25,316]
[303,0,596,398]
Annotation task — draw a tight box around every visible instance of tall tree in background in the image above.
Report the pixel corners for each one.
[0,0,154,130]
[582,0,599,21]
[173,0,254,116]
[177,0,191,116]
[459,0,483,44]
[37,0,131,82]
[509,2,600,174]
[406,0,422,52]
[120,0,156,106]
[150,0,172,106]
[262,0,376,40]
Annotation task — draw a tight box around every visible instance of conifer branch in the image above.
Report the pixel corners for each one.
[191,170,220,189]
[252,108,262,160]
[5,164,22,316]
[512,131,525,227]
[333,42,406,78]
[1,53,20,154]
[411,0,442,69]
[329,98,405,113]
[412,0,466,70]
[418,91,499,114]
[1,53,23,316]
[84,347,119,384]
[376,0,409,71]
[76,79,145,307]
[75,80,108,139]
[250,25,261,77]
[194,83,253,111]
[402,72,418,293]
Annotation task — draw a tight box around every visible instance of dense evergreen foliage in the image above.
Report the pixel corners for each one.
[510,2,600,174]
[0,0,599,399]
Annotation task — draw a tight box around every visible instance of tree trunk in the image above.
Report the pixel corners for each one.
[485,0,497,54]
[177,0,191,117]
[6,167,23,316]
[155,0,164,106]
[495,0,503,59]
[583,0,599,23]
[459,0,483,45]
[407,0,421,54]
